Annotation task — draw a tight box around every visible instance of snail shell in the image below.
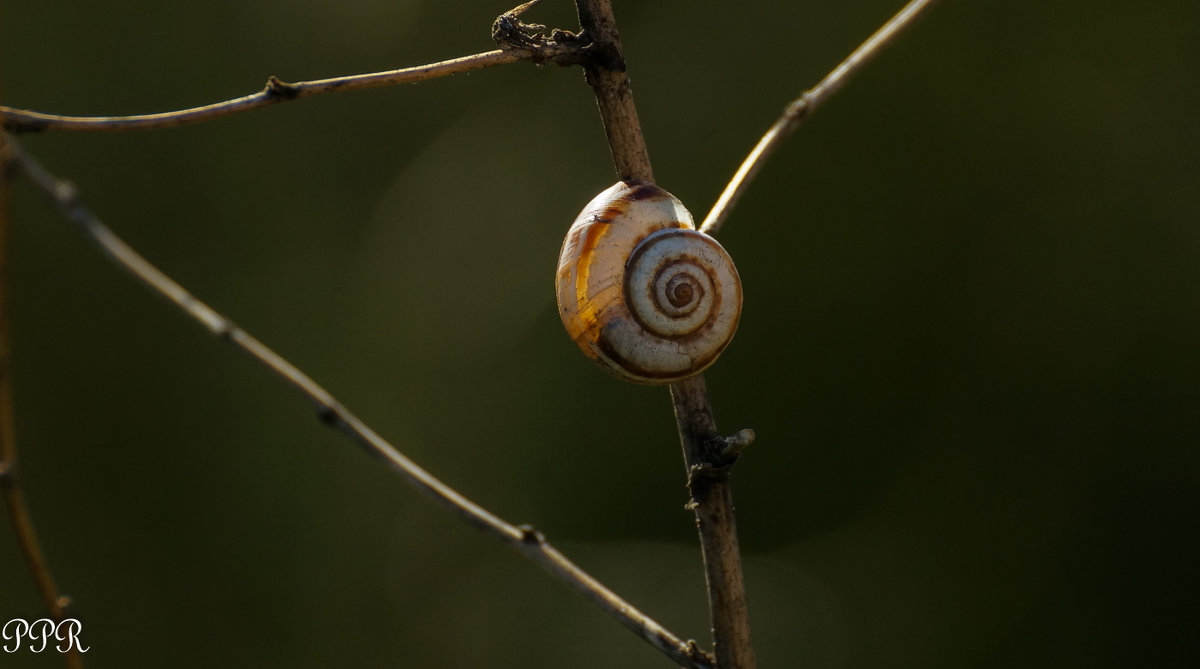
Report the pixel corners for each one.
[556,181,742,384]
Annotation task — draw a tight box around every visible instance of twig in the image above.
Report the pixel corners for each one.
[574,0,653,182]
[0,135,712,669]
[0,136,83,669]
[670,376,756,669]
[0,42,585,134]
[573,0,756,666]
[700,0,939,236]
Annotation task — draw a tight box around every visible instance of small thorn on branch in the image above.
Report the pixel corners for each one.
[264,76,300,100]
[720,428,756,461]
[517,524,546,545]
[317,406,342,427]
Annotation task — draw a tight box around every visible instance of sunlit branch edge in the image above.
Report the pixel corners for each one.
[0,43,584,133]
[700,0,939,236]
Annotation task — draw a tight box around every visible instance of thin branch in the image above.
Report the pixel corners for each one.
[574,0,654,182]
[0,135,712,669]
[700,0,939,236]
[574,1,755,666]
[670,376,757,669]
[0,131,84,669]
[0,41,585,134]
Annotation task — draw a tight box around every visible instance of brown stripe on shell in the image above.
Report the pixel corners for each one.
[626,181,665,201]
[594,323,702,383]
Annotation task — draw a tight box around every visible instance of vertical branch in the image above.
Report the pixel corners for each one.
[671,376,756,669]
[573,1,755,666]
[0,130,84,669]
[574,0,654,182]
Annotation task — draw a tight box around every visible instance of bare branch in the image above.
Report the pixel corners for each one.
[0,134,84,669]
[0,41,585,134]
[574,0,654,182]
[573,0,756,665]
[700,0,939,236]
[670,376,757,669]
[0,135,712,669]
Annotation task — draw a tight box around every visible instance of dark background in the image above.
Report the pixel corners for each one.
[2,0,1198,667]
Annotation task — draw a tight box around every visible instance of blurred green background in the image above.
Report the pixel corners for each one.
[2,0,1198,667]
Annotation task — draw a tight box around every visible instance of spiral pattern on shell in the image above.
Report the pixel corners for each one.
[556,181,742,384]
